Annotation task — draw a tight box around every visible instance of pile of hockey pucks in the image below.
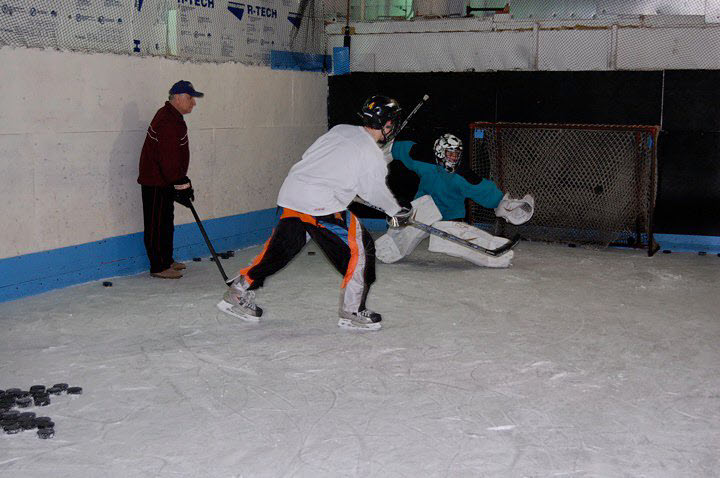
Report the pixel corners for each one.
[1,383,83,439]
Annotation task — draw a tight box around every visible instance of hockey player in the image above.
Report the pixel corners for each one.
[375,133,534,267]
[217,95,412,331]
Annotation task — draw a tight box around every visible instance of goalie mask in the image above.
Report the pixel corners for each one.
[433,133,463,173]
[360,95,402,142]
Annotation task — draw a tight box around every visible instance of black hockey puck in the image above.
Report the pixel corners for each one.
[1,410,20,420]
[103,281,113,287]
[16,397,32,408]
[307,251,316,255]
[34,416,52,425]
[225,250,235,257]
[568,243,577,248]
[3,422,21,434]
[33,394,50,406]
[698,251,707,256]
[0,398,15,407]
[67,387,83,395]
[37,427,55,439]
[36,420,54,429]
[193,257,201,262]
[47,386,62,395]
[5,388,22,397]
[662,249,671,254]
[0,418,18,428]
[29,385,46,394]
[52,383,68,391]
[19,418,37,430]
[18,411,36,420]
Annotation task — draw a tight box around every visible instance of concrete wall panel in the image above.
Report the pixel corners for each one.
[0,46,328,259]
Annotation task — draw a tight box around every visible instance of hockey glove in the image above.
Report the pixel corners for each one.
[174,176,195,208]
[495,193,534,225]
[387,207,413,228]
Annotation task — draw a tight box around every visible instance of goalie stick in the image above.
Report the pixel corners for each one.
[395,94,429,138]
[408,219,520,257]
[352,197,519,257]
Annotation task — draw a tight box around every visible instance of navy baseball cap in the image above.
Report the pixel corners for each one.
[169,80,204,97]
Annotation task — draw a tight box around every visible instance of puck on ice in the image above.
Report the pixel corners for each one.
[663,250,672,254]
[67,387,83,395]
[308,251,316,255]
[36,420,55,429]
[698,251,707,256]
[192,257,201,262]
[1,410,20,420]
[19,418,37,430]
[225,250,235,257]
[37,428,55,439]
[52,383,69,391]
[30,385,46,394]
[3,422,21,434]
[16,397,32,408]
[33,394,50,406]
[47,386,62,395]
[103,281,113,287]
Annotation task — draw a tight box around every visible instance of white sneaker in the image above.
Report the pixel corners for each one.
[217,281,263,322]
[338,309,382,331]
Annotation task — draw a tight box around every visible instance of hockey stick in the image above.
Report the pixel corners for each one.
[351,196,518,257]
[408,219,520,257]
[188,202,229,283]
[396,94,429,137]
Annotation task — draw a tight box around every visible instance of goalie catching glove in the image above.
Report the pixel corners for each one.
[173,176,195,208]
[495,193,534,225]
[387,207,413,228]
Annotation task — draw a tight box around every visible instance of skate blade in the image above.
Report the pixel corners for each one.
[337,318,382,331]
[216,300,261,322]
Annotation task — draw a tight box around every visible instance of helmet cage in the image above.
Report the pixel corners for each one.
[433,134,463,173]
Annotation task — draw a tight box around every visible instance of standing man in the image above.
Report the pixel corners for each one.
[137,80,203,279]
[217,95,412,331]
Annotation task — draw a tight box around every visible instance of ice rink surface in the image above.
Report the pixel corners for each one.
[1,239,719,477]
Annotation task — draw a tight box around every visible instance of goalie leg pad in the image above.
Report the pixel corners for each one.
[411,194,444,224]
[428,221,513,268]
[376,194,443,263]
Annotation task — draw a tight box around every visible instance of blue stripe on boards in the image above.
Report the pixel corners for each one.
[0,208,278,303]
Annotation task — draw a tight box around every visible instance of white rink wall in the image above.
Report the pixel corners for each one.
[0,46,328,259]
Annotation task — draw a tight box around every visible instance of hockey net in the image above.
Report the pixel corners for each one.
[468,122,660,255]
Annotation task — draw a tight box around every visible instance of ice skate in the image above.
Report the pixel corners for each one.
[217,280,263,322]
[338,308,382,331]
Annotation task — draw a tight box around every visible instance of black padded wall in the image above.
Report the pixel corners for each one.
[330,71,720,236]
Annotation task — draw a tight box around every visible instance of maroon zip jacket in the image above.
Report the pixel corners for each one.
[137,102,190,186]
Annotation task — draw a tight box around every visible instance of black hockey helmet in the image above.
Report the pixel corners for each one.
[360,95,402,136]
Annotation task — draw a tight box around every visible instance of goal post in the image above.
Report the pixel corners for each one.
[468,121,660,256]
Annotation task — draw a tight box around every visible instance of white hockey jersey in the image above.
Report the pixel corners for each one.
[277,125,402,217]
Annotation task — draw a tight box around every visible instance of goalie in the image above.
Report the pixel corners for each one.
[376,133,534,267]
